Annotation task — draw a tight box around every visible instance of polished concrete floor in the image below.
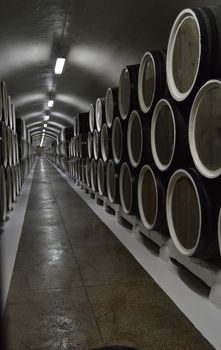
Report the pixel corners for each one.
[4,158,214,349]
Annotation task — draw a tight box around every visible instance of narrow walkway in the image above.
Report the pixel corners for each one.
[4,158,213,349]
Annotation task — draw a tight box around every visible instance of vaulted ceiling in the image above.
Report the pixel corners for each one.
[0,0,218,144]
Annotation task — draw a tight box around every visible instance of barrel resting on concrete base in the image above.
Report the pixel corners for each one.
[117,209,138,230]
[76,181,94,198]
[138,222,168,248]
[83,186,89,194]
[104,199,121,217]
[209,276,221,309]
[49,158,221,312]
[95,192,107,206]
[78,181,107,204]
[136,225,221,310]
[158,238,221,310]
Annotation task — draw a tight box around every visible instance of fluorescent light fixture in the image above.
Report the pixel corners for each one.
[44,123,47,128]
[43,129,45,132]
[55,57,65,74]
[43,115,49,121]
[48,100,54,108]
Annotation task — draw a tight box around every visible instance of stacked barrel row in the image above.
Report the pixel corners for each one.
[62,5,221,260]
[0,82,35,222]
[64,113,90,183]
[45,143,68,170]
[44,142,57,164]
[45,139,72,171]
[17,119,36,184]
[54,127,75,171]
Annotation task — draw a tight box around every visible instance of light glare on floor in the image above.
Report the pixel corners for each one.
[40,135,44,147]
[48,100,54,107]
[55,58,65,74]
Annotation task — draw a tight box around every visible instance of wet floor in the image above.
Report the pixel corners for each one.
[3,158,214,349]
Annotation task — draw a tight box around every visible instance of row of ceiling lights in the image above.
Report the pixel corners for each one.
[40,58,66,147]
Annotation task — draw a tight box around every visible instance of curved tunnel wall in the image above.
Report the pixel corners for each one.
[0,0,221,147]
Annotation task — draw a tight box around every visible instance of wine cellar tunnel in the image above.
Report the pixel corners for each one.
[1,0,221,349]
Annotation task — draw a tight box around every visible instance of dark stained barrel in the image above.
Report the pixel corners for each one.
[11,103,16,133]
[138,164,167,231]
[127,110,152,168]
[7,127,13,167]
[101,124,111,163]
[1,82,8,126]
[72,159,77,178]
[86,158,91,187]
[93,129,100,161]
[81,159,86,184]
[11,164,17,202]
[90,158,98,192]
[166,168,219,257]
[189,79,221,178]
[112,117,127,165]
[119,162,138,215]
[12,133,17,165]
[75,135,79,158]
[79,133,88,158]
[15,134,19,164]
[14,163,20,195]
[151,98,189,171]
[87,132,93,159]
[5,166,12,211]
[73,116,78,136]
[105,87,119,128]
[106,159,119,204]
[95,97,106,132]
[166,7,221,101]
[8,96,13,129]
[89,104,95,133]
[17,162,22,191]
[97,159,106,196]
[127,111,143,168]
[118,65,139,120]
[138,50,167,113]
[73,137,76,158]
[0,165,7,221]
[0,121,8,167]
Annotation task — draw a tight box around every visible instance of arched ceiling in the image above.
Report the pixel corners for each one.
[32,134,55,142]
[0,0,218,145]
[26,120,62,130]
[32,136,57,148]
[31,130,58,139]
[27,124,60,134]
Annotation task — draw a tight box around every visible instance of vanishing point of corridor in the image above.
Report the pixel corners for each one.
[4,158,213,350]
